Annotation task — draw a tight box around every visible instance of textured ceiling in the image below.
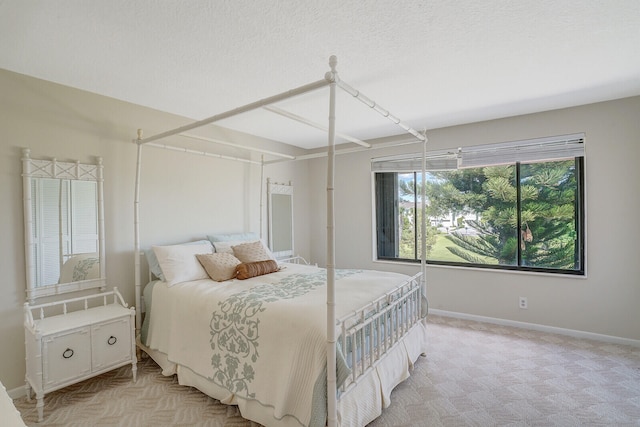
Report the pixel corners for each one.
[1,1,639,150]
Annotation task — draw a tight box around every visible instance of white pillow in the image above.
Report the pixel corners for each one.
[152,242,212,286]
[212,240,246,254]
[145,239,210,281]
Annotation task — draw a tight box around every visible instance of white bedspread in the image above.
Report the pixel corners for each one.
[145,263,424,427]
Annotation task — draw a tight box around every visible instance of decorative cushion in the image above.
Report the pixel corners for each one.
[232,240,275,263]
[196,253,241,282]
[236,260,280,280]
[152,242,212,286]
[207,233,272,258]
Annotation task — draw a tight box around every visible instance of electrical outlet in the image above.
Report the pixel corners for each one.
[519,297,528,309]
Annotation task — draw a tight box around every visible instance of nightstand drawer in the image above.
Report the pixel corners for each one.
[43,327,92,389]
[92,316,132,370]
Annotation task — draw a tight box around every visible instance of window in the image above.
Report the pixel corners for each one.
[373,134,585,275]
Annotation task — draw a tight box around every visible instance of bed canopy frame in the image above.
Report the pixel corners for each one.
[133,55,428,427]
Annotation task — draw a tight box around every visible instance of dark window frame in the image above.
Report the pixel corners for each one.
[374,157,585,276]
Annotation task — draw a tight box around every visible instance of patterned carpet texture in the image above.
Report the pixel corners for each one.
[13,315,640,426]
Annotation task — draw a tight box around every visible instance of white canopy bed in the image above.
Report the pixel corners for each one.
[133,56,429,427]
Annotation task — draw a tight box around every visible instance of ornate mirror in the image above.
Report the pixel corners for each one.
[22,149,106,302]
[267,179,294,259]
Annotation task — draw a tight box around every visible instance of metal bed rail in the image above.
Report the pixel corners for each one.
[337,272,423,395]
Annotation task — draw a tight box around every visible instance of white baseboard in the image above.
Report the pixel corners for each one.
[429,309,640,348]
[7,385,27,400]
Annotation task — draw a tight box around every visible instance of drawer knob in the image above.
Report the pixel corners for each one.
[62,348,74,359]
[107,335,117,345]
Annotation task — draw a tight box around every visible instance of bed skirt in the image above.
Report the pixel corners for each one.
[137,321,426,427]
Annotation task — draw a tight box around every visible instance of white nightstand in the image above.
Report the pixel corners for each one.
[23,288,136,422]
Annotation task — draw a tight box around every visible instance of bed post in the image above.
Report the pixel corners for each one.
[326,55,338,427]
[260,156,264,241]
[420,133,428,310]
[134,130,143,342]
[97,156,106,291]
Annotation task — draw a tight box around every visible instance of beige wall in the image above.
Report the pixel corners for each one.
[2,67,638,394]
[308,96,640,343]
[0,69,308,391]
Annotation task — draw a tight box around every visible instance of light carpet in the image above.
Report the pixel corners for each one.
[13,315,640,426]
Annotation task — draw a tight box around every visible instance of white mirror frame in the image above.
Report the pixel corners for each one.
[22,149,106,303]
[267,178,294,260]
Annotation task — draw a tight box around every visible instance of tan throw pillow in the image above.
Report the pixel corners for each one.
[196,253,241,282]
[232,241,274,263]
[236,260,280,280]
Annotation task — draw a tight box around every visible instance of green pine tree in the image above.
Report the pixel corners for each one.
[429,161,579,269]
